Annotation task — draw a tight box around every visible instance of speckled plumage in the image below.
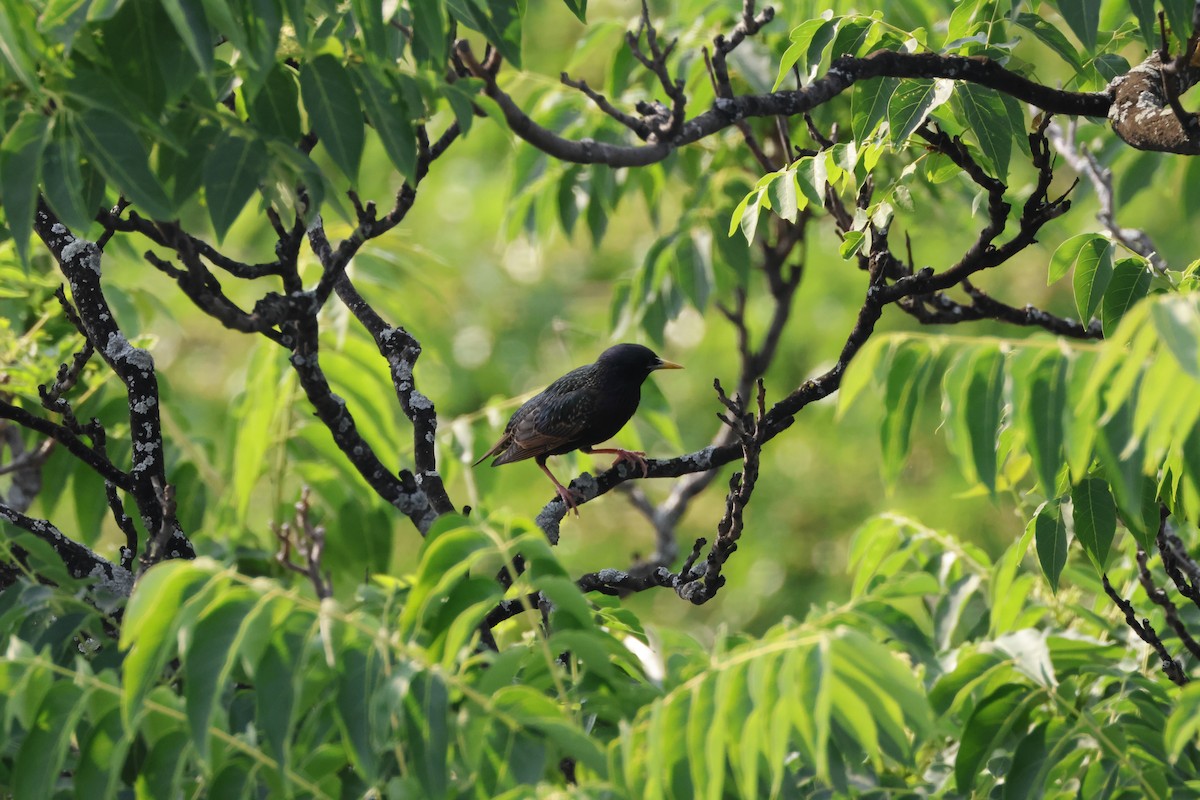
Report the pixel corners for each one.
[474,343,682,513]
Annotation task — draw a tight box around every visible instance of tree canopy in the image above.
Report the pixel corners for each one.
[4,0,1200,796]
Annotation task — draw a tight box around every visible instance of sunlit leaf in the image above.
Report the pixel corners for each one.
[1166,682,1200,761]
[1049,232,1102,285]
[952,84,1012,179]
[1072,478,1115,572]
[1034,503,1067,592]
[1073,236,1114,322]
[1101,258,1151,337]
[888,78,952,146]
[852,77,898,141]
[1151,296,1200,379]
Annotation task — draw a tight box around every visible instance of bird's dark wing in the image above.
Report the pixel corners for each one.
[486,367,598,466]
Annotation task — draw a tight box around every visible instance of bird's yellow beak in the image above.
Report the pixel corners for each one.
[654,359,684,370]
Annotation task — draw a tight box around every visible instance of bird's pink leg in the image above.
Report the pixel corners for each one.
[584,446,649,478]
[538,459,582,516]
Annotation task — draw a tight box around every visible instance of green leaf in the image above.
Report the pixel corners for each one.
[253,637,296,769]
[160,0,213,74]
[952,84,1012,179]
[946,0,981,43]
[1004,724,1049,800]
[99,0,192,117]
[1018,352,1067,494]
[182,590,261,762]
[0,110,49,266]
[300,54,365,182]
[1151,296,1200,379]
[38,0,91,47]
[734,188,764,243]
[838,336,892,416]
[830,16,877,61]
[403,672,451,793]
[351,0,387,54]
[1127,476,1161,551]
[75,708,136,798]
[1072,478,1115,572]
[42,135,94,233]
[888,79,951,146]
[1053,0,1099,51]
[1097,395,1143,524]
[539,576,595,631]
[560,0,585,23]
[337,647,381,783]
[446,0,524,68]
[250,64,302,142]
[964,347,1005,492]
[766,169,799,223]
[0,0,41,90]
[1130,0,1158,48]
[1072,236,1114,322]
[839,230,865,259]
[203,132,267,241]
[955,683,1032,794]
[1065,352,1101,483]
[1163,0,1195,51]
[852,77,898,141]
[557,165,580,235]
[1013,12,1081,68]
[139,729,190,799]
[410,0,447,67]
[1166,682,1200,761]
[353,64,418,181]
[75,108,174,219]
[1034,503,1067,592]
[1101,258,1151,337]
[494,685,606,773]
[442,80,479,136]
[881,340,935,484]
[1048,234,1100,286]
[673,234,711,311]
[774,18,834,89]
[120,560,213,721]
[13,681,90,800]
[793,157,825,208]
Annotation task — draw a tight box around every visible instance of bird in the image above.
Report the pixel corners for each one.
[474,343,683,515]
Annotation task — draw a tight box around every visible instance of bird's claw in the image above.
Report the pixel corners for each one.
[611,449,650,478]
[556,484,583,517]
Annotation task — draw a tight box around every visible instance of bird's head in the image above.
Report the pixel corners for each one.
[597,343,683,377]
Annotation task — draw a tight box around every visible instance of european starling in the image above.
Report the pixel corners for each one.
[474,343,683,514]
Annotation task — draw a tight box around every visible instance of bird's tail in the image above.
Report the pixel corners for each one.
[472,438,504,467]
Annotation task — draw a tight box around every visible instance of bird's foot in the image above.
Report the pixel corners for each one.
[608,449,650,478]
[555,484,583,517]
